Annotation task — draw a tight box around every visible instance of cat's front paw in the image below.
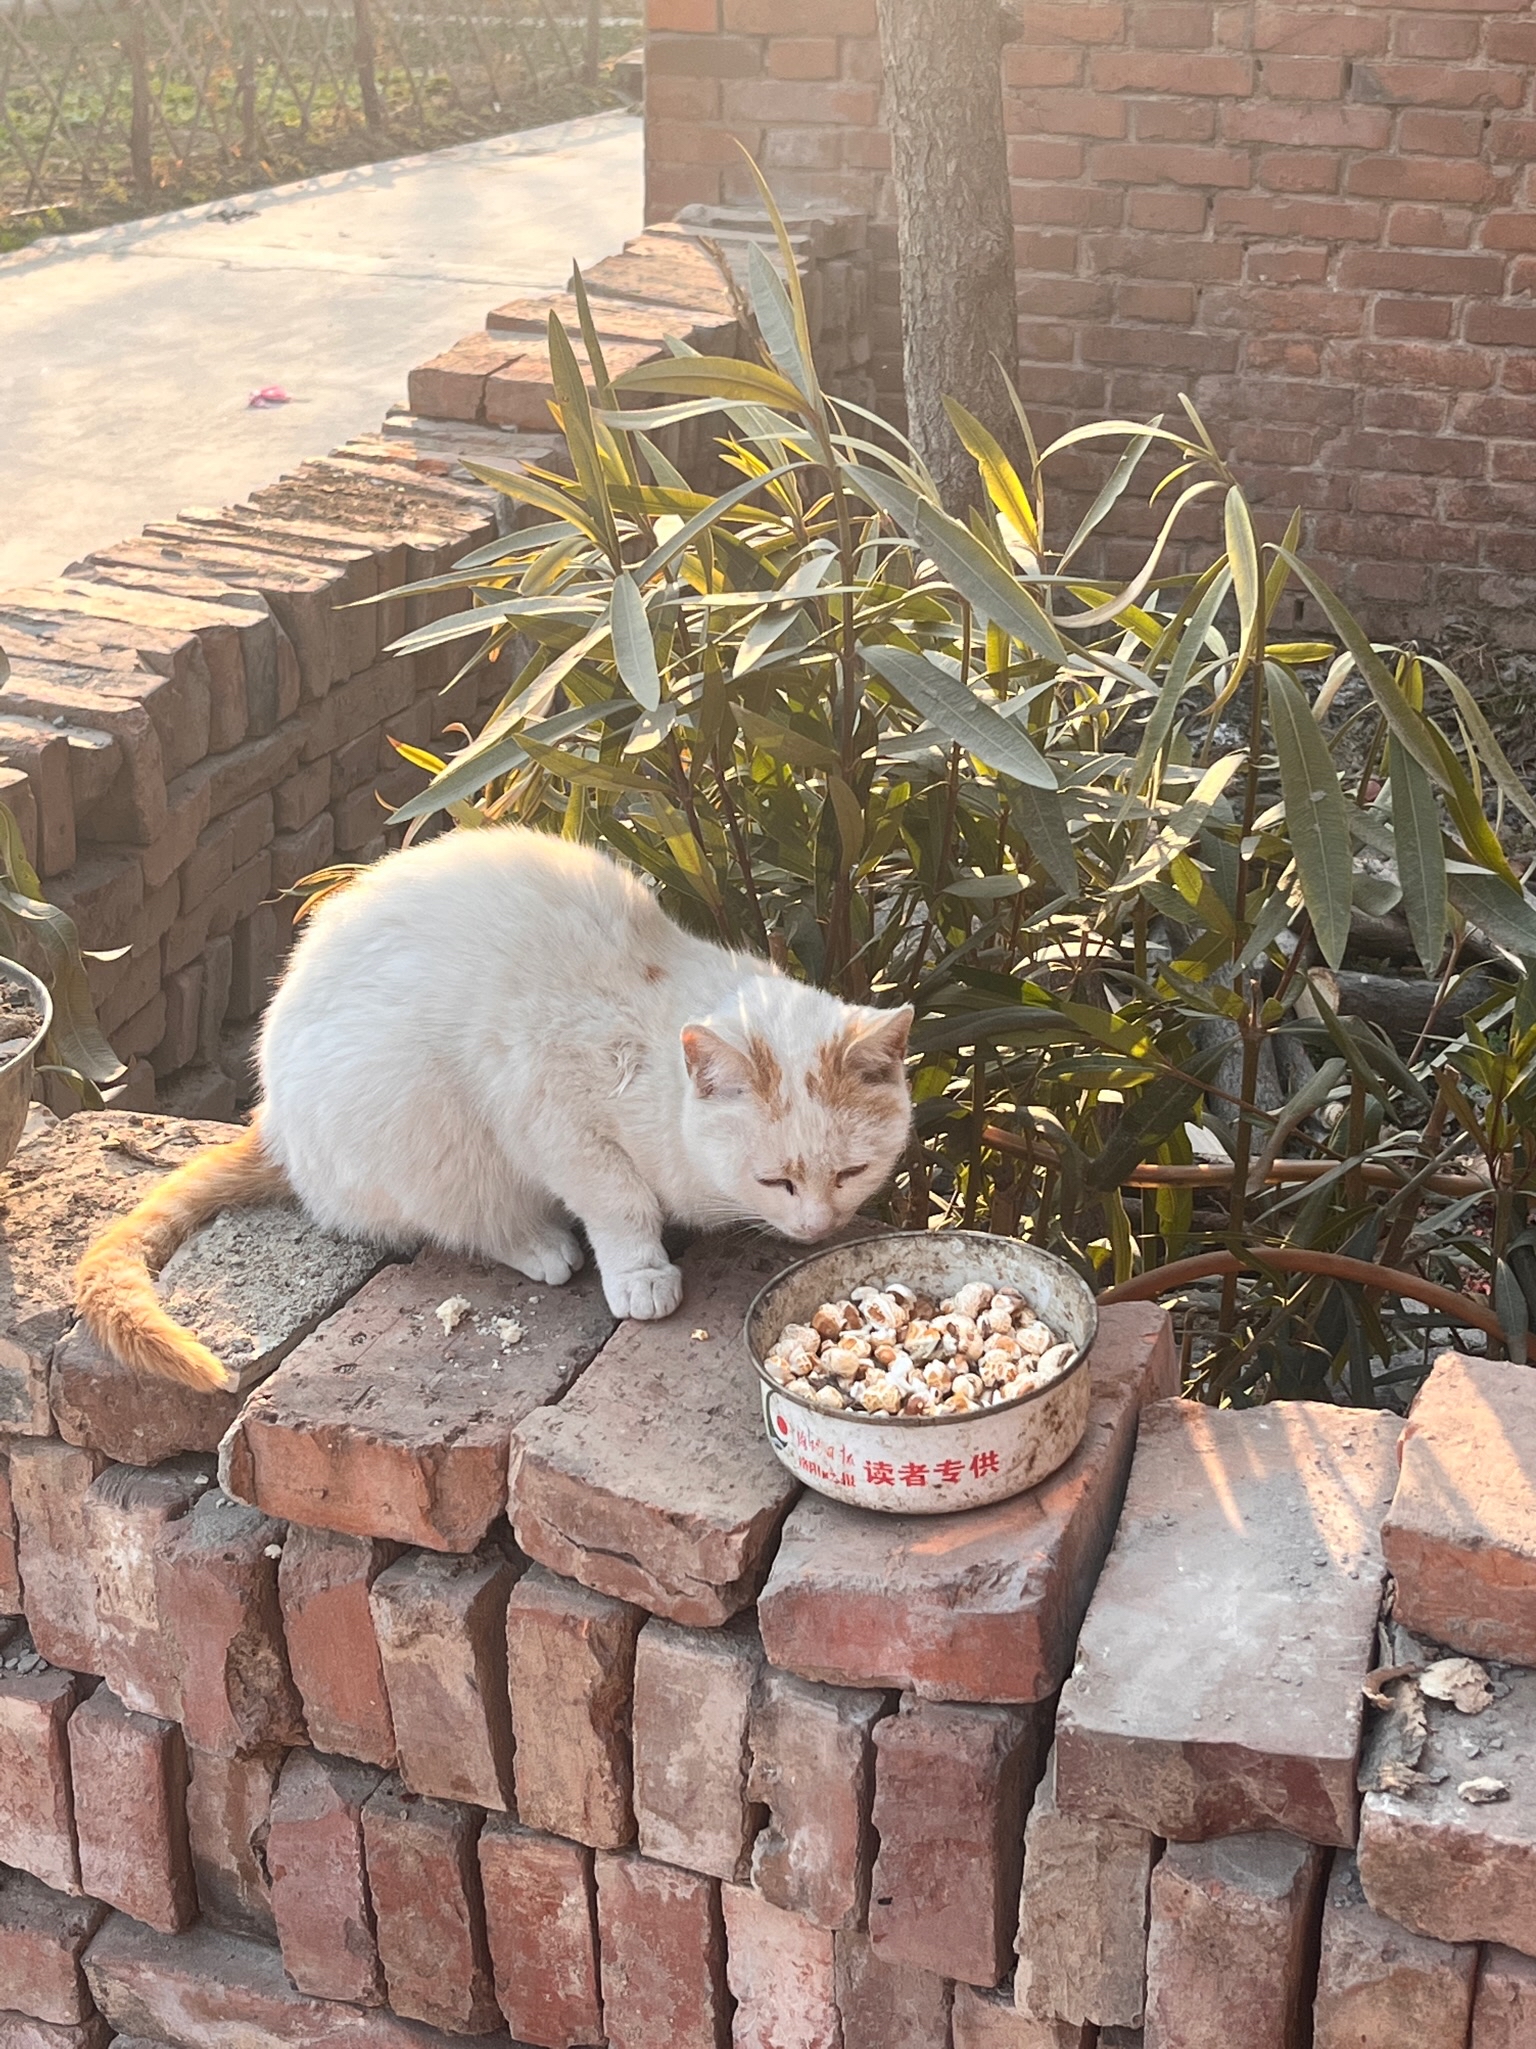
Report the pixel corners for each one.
[604,1262,685,1321]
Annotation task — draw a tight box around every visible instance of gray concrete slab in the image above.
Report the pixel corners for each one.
[0,111,643,589]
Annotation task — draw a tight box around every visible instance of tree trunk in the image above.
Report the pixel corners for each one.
[875,0,1019,512]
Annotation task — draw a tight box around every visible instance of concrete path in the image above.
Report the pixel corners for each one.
[0,111,643,590]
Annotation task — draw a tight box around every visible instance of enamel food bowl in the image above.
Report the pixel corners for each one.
[745,1231,1098,1515]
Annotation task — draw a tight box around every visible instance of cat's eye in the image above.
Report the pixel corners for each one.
[835,1165,869,1186]
[758,1176,797,1195]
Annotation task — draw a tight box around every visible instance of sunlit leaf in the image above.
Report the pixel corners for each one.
[610,573,662,712]
[942,398,1040,554]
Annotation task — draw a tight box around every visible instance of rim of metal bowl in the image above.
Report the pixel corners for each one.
[0,961,52,1078]
[743,1229,1099,1430]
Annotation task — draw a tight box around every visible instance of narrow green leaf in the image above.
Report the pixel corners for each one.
[1446,866,1536,960]
[1496,1257,1529,1362]
[863,645,1055,790]
[748,241,814,399]
[826,777,866,866]
[1270,664,1353,967]
[634,462,799,585]
[1060,429,1155,569]
[1130,567,1231,788]
[849,468,1068,662]
[610,354,814,416]
[1390,741,1448,972]
[610,573,663,712]
[732,707,841,770]
[548,312,621,566]
[389,698,631,823]
[462,462,607,547]
[1437,667,1536,832]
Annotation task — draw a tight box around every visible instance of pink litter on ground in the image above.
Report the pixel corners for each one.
[247,386,293,408]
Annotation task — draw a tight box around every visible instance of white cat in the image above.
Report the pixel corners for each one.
[76,828,914,1389]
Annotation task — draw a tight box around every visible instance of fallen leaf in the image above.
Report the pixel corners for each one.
[1458,1777,1510,1805]
[1363,1662,1420,1710]
[1359,1675,1429,1795]
[1420,1657,1495,1716]
[1376,1761,1447,1794]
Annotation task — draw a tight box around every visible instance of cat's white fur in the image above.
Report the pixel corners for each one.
[258,828,914,1319]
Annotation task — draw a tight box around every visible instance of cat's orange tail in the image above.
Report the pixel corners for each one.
[74,1122,291,1391]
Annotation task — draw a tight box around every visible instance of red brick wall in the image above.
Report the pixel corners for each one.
[644,0,1536,647]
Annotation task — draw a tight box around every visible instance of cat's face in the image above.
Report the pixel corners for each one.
[681,997,914,1240]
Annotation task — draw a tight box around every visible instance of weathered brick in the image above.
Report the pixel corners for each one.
[7,1443,105,1674]
[1472,1946,1536,2048]
[81,1459,209,1719]
[510,1233,802,1624]
[277,1525,398,1767]
[0,662,165,847]
[722,1885,839,2049]
[2,1114,207,1444]
[747,1668,886,1931]
[371,1545,518,1810]
[0,719,75,879]
[53,1171,362,1469]
[870,1699,1042,1987]
[0,2007,110,2046]
[0,1660,81,1893]
[1313,1850,1476,2049]
[68,1688,193,1934]
[0,1873,104,2026]
[1357,1662,1536,1956]
[184,1747,281,1941]
[362,1780,501,2035]
[270,812,335,894]
[1381,1353,1536,1665]
[1014,1747,1153,2029]
[759,1304,1174,1700]
[478,1817,603,2048]
[83,1914,516,2046]
[1055,1400,1400,1847]
[834,1932,953,2049]
[273,758,331,832]
[632,1615,763,1881]
[1145,1834,1327,2049]
[506,1565,643,1849]
[484,340,666,430]
[266,1749,386,2006]
[595,1850,729,2049]
[407,334,524,424]
[953,1983,1090,2047]
[221,1251,613,1552]
[155,1490,304,1756]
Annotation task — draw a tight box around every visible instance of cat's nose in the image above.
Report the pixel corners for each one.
[794,1205,838,1242]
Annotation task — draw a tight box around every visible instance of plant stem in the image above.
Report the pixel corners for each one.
[711,746,770,955]
[1215,979,1264,1367]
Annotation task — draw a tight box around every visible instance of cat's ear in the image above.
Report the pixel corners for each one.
[681,1023,754,1100]
[846,1005,914,1085]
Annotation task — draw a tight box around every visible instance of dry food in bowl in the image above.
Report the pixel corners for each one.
[745,1230,1097,1514]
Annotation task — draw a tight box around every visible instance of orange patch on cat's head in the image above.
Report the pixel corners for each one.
[806,1008,914,1111]
[745,1034,786,1113]
[643,963,666,984]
